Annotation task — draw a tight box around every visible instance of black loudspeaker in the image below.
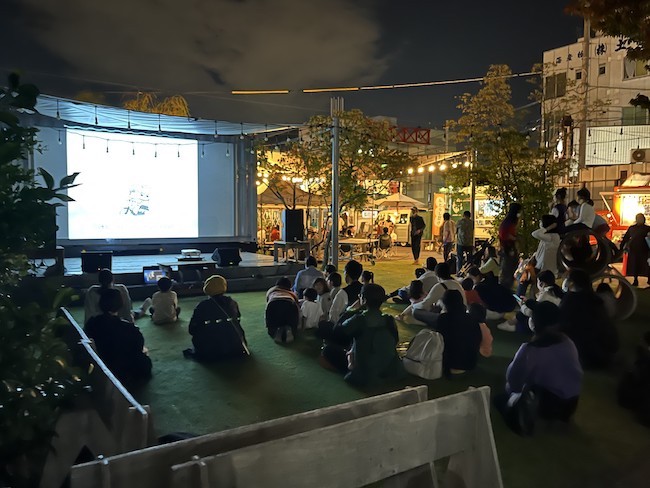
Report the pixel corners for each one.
[282,209,304,242]
[212,248,242,267]
[81,251,113,273]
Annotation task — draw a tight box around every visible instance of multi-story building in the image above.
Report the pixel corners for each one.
[543,33,650,210]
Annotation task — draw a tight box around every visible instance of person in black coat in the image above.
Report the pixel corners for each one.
[85,288,152,385]
[559,269,618,368]
[434,289,482,376]
[187,275,249,361]
[620,213,650,287]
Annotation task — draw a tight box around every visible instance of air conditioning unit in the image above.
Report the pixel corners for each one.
[630,148,650,163]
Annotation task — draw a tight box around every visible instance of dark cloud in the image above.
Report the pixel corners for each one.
[1,0,580,126]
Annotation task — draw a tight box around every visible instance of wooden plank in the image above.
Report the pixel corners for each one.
[71,386,428,488]
[170,387,501,488]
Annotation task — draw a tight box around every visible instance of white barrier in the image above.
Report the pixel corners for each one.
[170,387,502,488]
[40,309,155,488]
[71,386,429,488]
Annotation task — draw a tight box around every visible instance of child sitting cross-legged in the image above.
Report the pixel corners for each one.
[300,287,322,330]
[150,277,181,325]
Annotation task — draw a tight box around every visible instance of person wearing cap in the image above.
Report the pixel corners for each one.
[410,206,426,265]
[503,301,583,423]
[186,275,248,361]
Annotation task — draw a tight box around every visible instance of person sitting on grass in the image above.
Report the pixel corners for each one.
[560,269,618,368]
[265,277,300,343]
[150,276,180,325]
[186,275,249,361]
[300,287,321,330]
[497,270,563,333]
[85,268,147,324]
[292,255,324,298]
[479,245,500,278]
[467,266,516,320]
[85,288,152,385]
[389,256,438,303]
[319,283,404,386]
[498,301,583,432]
[313,277,332,319]
[328,260,363,327]
[404,262,466,327]
[462,277,484,306]
[324,264,337,280]
[468,302,493,358]
[434,289,482,377]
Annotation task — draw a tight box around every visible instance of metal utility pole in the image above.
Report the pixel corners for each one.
[330,97,343,268]
[578,17,591,168]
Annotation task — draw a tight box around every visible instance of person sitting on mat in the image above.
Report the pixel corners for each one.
[320,283,403,386]
[186,275,249,361]
[85,288,152,385]
[150,276,180,325]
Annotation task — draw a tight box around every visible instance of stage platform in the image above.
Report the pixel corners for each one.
[35,252,304,300]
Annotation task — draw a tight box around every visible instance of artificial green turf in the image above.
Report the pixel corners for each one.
[67,257,650,488]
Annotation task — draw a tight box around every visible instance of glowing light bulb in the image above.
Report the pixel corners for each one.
[407,168,414,175]
[428,165,435,172]
[417,167,424,174]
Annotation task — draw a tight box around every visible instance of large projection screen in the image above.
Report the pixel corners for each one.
[33,127,237,243]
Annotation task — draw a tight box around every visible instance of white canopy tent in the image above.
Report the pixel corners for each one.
[33,94,299,137]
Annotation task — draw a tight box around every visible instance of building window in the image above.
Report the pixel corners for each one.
[544,72,567,99]
[623,56,649,79]
[622,106,649,125]
[598,64,606,76]
[576,70,582,80]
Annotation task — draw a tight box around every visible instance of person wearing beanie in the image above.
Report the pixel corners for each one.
[186,275,249,361]
[503,301,583,424]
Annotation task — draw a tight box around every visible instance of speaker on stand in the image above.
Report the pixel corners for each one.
[282,209,304,242]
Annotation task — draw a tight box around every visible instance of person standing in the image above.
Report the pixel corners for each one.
[620,213,650,287]
[440,212,456,265]
[410,207,426,265]
[498,203,522,290]
[456,211,474,275]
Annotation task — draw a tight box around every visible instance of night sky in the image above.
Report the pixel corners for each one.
[1,0,581,128]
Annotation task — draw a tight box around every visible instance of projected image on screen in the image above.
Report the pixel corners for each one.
[66,130,198,239]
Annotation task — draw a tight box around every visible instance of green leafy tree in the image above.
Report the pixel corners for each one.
[294,109,415,211]
[255,147,327,210]
[1,74,83,486]
[448,65,570,254]
[567,0,650,61]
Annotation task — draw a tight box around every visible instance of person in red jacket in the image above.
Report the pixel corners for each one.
[498,203,522,289]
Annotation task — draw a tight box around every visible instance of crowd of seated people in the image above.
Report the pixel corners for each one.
[80,185,644,434]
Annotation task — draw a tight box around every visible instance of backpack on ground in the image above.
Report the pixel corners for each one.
[402,329,444,380]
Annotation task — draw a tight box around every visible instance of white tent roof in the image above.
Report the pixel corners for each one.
[34,94,300,137]
[375,192,426,209]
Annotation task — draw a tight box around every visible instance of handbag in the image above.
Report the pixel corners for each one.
[507,386,539,436]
